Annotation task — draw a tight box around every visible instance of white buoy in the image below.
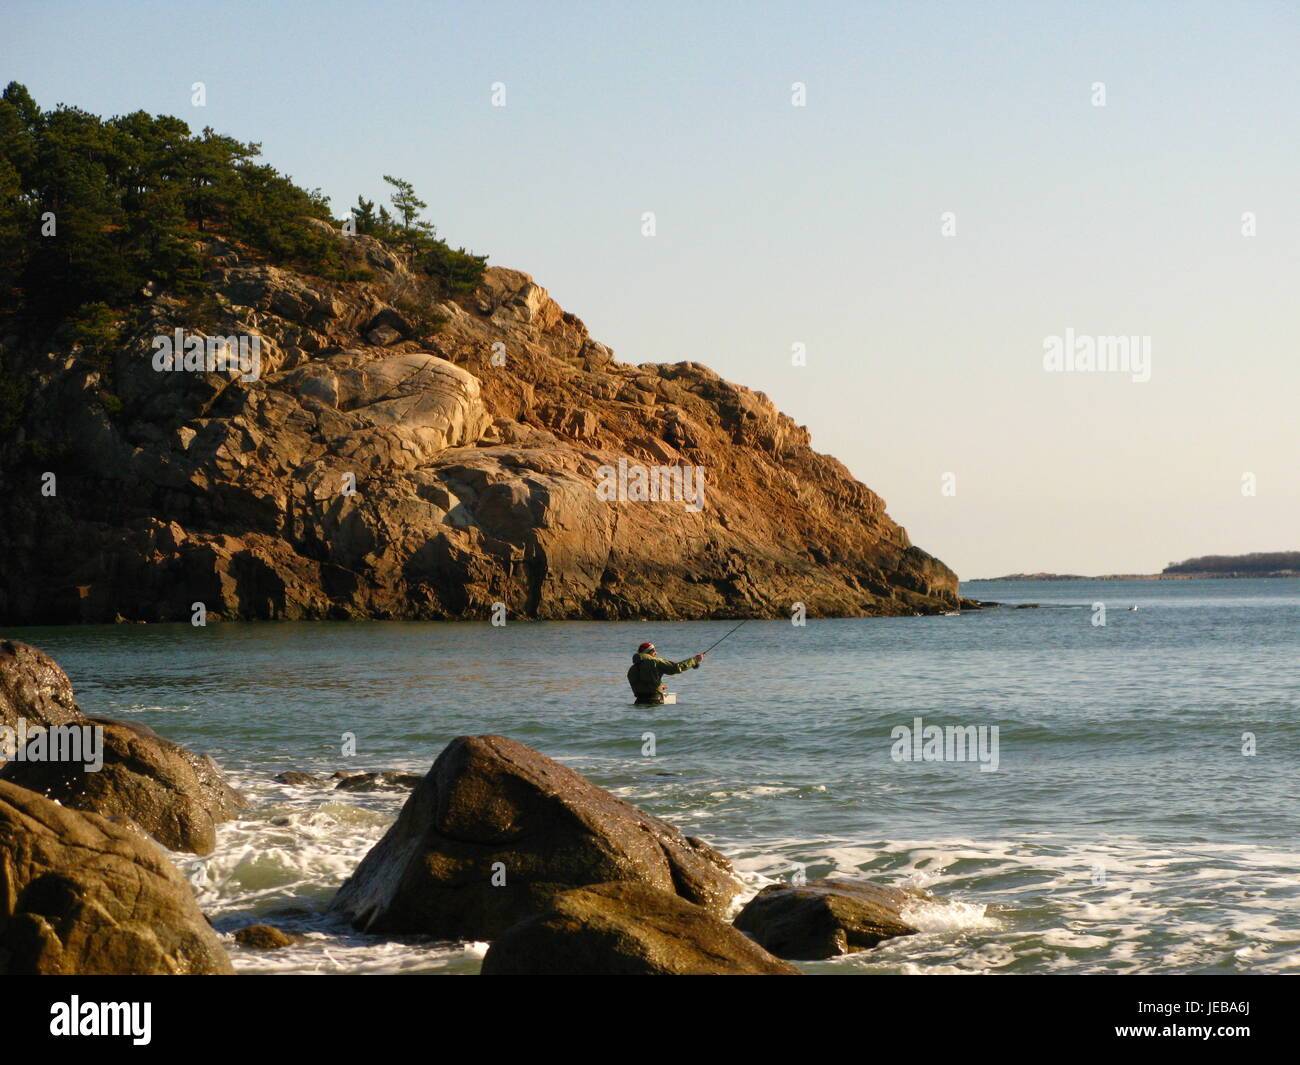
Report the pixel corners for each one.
[662,692,678,705]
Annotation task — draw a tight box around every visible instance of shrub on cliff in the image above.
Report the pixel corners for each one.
[349,177,487,293]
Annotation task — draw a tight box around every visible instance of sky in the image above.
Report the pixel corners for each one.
[4,0,1297,578]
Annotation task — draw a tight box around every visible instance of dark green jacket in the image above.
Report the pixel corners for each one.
[627,652,699,696]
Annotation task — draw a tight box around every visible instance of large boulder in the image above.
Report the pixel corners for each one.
[331,735,742,938]
[0,780,233,974]
[0,718,245,856]
[0,640,84,734]
[733,878,926,959]
[481,881,800,975]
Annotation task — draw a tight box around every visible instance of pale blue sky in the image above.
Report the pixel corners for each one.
[5,0,1297,576]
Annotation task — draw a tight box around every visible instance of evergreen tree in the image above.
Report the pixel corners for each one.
[0,84,488,330]
[382,175,435,244]
[350,195,379,235]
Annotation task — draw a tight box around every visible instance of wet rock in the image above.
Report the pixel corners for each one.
[733,878,926,959]
[481,881,800,975]
[330,735,742,939]
[0,641,84,734]
[274,771,325,786]
[0,780,234,974]
[233,924,300,950]
[0,717,246,856]
[332,770,423,792]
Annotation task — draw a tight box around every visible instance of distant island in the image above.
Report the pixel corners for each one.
[977,551,1300,582]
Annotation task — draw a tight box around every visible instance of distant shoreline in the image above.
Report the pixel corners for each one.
[969,572,1300,582]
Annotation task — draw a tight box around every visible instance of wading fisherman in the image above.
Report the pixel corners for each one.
[627,642,705,705]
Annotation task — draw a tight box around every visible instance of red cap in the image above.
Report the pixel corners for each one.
[638,642,655,652]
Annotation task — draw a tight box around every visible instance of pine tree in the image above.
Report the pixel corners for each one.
[382,175,434,245]
[0,85,487,328]
[351,195,378,235]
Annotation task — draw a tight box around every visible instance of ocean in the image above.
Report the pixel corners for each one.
[6,577,1297,974]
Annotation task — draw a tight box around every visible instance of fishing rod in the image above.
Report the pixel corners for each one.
[701,619,748,656]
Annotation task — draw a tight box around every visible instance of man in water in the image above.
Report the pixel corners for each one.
[627,642,705,705]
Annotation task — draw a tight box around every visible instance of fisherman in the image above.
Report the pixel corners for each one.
[627,642,705,705]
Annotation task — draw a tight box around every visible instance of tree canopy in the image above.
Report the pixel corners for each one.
[0,82,487,326]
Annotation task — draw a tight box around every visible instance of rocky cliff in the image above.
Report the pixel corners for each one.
[0,226,958,623]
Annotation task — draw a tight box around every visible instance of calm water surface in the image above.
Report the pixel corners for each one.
[7,578,1297,974]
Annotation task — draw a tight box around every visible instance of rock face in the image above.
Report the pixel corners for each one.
[481,881,799,975]
[0,229,959,623]
[331,735,742,939]
[1,717,246,855]
[733,878,925,959]
[0,780,233,974]
[0,641,83,731]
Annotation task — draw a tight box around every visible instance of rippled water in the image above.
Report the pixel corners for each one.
[7,577,1298,974]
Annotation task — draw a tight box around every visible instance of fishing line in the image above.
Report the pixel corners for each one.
[701,619,748,655]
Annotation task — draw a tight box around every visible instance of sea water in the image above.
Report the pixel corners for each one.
[6,577,1297,974]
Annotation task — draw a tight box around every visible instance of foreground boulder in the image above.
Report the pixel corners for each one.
[0,717,246,855]
[0,640,84,733]
[481,882,799,975]
[734,878,926,959]
[0,780,233,974]
[331,735,742,938]
[0,642,243,855]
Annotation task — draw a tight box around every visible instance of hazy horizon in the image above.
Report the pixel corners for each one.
[5,0,1296,579]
